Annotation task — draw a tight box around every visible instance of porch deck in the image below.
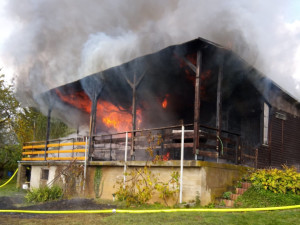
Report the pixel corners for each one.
[21,124,258,168]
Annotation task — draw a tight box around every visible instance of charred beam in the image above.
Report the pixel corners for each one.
[87,84,104,160]
[193,50,202,155]
[216,54,224,153]
[182,56,197,73]
[44,107,52,160]
[88,95,97,159]
[124,70,147,160]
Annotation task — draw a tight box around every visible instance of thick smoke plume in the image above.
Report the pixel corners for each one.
[1,0,300,108]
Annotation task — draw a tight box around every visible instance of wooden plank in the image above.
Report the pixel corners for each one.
[22,157,45,161]
[197,150,218,158]
[46,157,85,161]
[47,142,86,147]
[23,144,45,149]
[164,143,193,148]
[21,157,86,161]
[22,149,86,155]
[241,153,256,160]
[23,142,86,150]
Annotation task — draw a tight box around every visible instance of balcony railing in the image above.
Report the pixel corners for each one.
[21,124,258,168]
[22,137,87,161]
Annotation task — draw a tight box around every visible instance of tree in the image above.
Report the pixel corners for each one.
[0,73,21,177]
[0,72,74,177]
[14,107,74,143]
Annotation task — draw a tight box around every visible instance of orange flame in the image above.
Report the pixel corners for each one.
[162,98,167,109]
[55,89,142,132]
[98,101,142,132]
[161,94,169,109]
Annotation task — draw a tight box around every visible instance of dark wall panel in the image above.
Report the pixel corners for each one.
[269,109,300,168]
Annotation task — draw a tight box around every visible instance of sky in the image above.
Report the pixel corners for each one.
[0,0,300,105]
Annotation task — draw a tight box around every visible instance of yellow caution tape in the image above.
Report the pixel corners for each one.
[0,205,299,214]
[0,168,18,188]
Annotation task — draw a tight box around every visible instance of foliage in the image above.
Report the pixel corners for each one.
[61,163,84,198]
[114,166,179,206]
[222,191,232,200]
[0,72,73,176]
[14,107,74,143]
[0,73,20,175]
[195,191,201,206]
[114,166,157,206]
[155,171,179,206]
[250,165,300,194]
[25,185,63,203]
[0,144,22,174]
[94,167,103,198]
[235,185,300,208]
[235,180,242,188]
[114,133,178,206]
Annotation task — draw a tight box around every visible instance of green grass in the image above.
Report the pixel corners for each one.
[0,210,299,225]
[1,176,300,224]
[0,176,20,197]
[235,186,300,208]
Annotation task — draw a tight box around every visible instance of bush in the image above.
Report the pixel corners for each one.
[235,185,300,207]
[114,166,179,206]
[25,185,63,203]
[250,165,300,194]
[222,191,232,199]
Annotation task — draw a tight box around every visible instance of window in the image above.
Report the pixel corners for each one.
[263,103,269,145]
[41,169,49,180]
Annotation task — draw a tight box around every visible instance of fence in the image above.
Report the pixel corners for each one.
[88,124,257,166]
[22,123,258,167]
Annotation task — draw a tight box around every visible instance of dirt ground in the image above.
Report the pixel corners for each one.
[0,195,116,219]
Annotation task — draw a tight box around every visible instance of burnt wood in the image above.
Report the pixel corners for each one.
[193,50,202,155]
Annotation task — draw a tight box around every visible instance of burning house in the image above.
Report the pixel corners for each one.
[18,37,300,204]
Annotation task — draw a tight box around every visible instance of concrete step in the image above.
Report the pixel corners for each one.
[223,199,235,207]
[236,188,247,195]
[242,182,252,189]
[230,193,240,200]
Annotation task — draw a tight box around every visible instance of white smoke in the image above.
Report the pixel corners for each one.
[0,0,300,104]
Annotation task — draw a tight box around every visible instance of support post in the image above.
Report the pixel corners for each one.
[124,70,146,160]
[44,107,52,161]
[83,137,88,191]
[131,74,137,160]
[193,51,202,157]
[216,55,224,154]
[124,132,128,186]
[88,94,98,160]
[179,125,185,204]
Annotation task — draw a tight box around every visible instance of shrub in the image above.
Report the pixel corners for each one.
[250,165,300,194]
[114,166,179,206]
[222,191,232,199]
[235,185,300,207]
[25,185,63,203]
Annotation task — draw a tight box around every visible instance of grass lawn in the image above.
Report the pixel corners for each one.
[0,209,299,225]
[0,176,19,197]
[1,175,299,224]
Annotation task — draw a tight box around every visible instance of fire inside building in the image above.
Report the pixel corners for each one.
[18,37,300,204]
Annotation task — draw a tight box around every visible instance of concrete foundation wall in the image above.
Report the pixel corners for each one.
[86,161,247,205]
[30,166,57,189]
[23,161,248,205]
